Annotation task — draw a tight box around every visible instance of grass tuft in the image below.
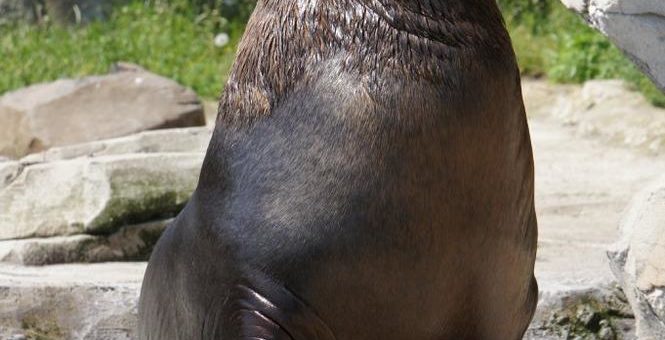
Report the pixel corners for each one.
[499,0,665,107]
[0,1,240,99]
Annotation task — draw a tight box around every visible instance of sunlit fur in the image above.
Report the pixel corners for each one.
[219,0,512,124]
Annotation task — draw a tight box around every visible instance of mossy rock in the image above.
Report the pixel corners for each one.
[0,153,203,240]
[529,285,636,340]
[21,314,65,340]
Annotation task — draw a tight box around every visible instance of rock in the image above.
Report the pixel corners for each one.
[0,235,97,266]
[203,100,219,126]
[523,78,665,155]
[0,153,202,239]
[0,70,205,158]
[6,335,27,340]
[0,262,144,339]
[521,78,578,119]
[0,160,20,191]
[0,128,209,240]
[561,0,665,92]
[526,284,636,340]
[109,61,147,74]
[19,126,211,164]
[524,105,665,339]
[529,114,665,293]
[558,80,665,155]
[0,219,170,265]
[560,0,586,13]
[608,175,665,339]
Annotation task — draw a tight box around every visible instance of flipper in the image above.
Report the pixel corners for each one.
[227,272,336,340]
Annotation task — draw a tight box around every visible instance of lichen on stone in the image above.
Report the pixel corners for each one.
[86,166,195,235]
[21,314,64,340]
[544,296,631,339]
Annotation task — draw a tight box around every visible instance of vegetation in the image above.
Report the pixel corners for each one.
[498,0,665,106]
[0,0,663,106]
[0,0,251,98]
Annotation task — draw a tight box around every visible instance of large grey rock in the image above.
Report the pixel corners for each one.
[0,152,202,239]
[560,0,665,92]
[0,262,144,339]
[0,128,209,241]
[0,70,205,158]
[0,219,170,265]
[608,175,665,340]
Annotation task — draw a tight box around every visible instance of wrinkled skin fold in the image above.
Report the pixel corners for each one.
[139,0,539,339]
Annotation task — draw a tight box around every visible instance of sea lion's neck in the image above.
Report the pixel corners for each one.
[362,0,508,45]
[218,0,514,125]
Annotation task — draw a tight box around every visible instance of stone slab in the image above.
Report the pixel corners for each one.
[0,153,202,239]
[0,220,170,266]
[0,262,145,339]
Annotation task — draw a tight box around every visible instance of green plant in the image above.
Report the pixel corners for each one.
[499,0,665,106]
[0,0,242,98]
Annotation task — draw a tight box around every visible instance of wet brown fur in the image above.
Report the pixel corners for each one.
[219,0,513,125]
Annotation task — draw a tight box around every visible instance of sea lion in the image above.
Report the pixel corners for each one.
[138,0,539,339]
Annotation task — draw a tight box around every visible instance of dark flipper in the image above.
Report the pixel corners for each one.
[232,293,293,339]
[227,272,336,340]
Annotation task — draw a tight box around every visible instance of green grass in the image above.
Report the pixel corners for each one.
[1,0,664,107]
[0,2,240,99]
[499,0,665,107]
